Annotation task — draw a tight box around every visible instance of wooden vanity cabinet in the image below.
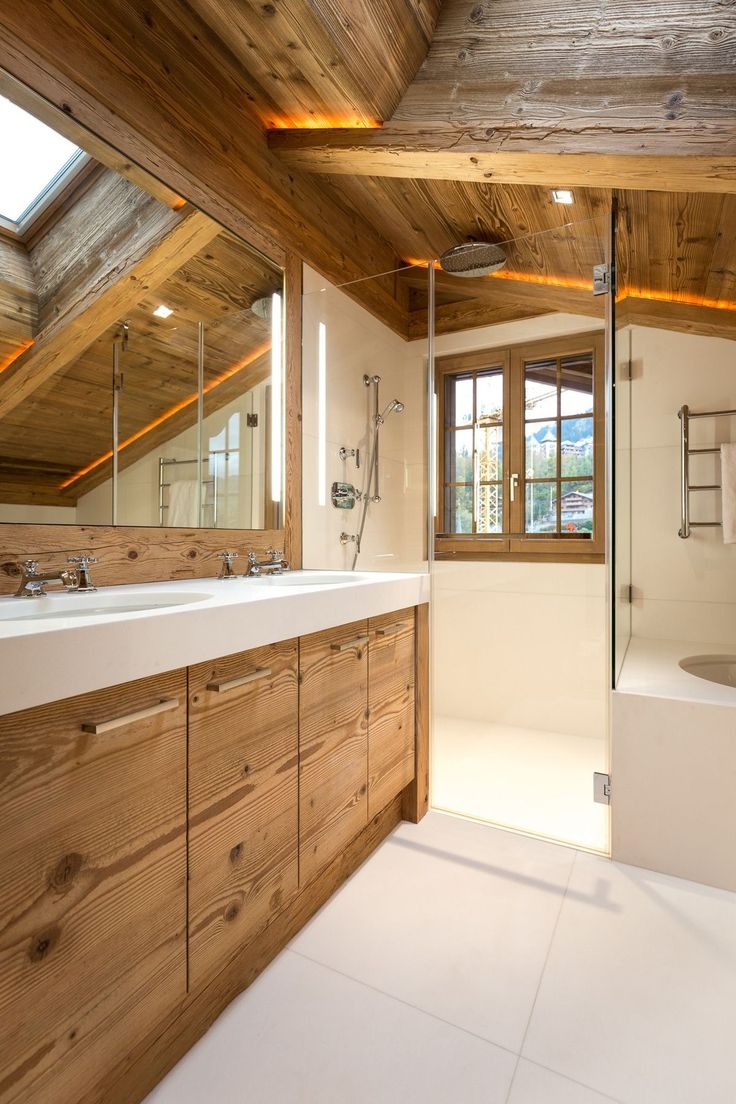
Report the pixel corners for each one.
[187,639,299,988]
[368,607,416,818]
[0,669,187,1104]
[299,619,370,885]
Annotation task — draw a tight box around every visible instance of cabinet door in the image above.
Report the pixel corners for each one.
[0,670,187,1104]
[188,639,298,987]
[299,620,369,885]
[368,607,416,817]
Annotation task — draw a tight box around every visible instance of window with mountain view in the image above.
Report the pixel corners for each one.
[436,332,605,562]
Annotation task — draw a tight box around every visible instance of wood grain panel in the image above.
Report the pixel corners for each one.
[188,640,299,989]
[299,619,369,884]
[403,603,430,824]
[0,669,187,1103]
[0,237,36,368]
[368,607,415,818]
[75,795,403,1104]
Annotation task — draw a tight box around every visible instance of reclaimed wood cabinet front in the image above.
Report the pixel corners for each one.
[368,607,416,818]
[299,619,370,885]
[187,639,299,988]
[0,669,187,1104]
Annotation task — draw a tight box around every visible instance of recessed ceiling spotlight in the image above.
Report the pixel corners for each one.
[153,304,174,318]
[551,189,574,205]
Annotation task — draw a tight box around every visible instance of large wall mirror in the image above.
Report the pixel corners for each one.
[0,90,285,531]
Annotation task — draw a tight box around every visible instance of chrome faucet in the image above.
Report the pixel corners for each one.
[15,560,79,599]
[246,548,290,577]
[217,550,239,579]
[67,555,98,592]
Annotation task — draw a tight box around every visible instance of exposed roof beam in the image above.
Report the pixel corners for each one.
[269,126,736,194]
[0,204,220,420]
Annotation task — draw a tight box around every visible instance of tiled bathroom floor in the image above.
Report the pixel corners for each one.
[432,715,610,852]
[144,812,736,1104]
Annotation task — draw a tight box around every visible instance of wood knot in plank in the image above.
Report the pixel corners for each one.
[29,925,61,963]
[51,852,83,892]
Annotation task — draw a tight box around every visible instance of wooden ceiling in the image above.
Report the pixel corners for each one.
[0,164,279,507]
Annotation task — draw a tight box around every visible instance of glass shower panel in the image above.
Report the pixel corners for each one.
[301,261,430,573]
[429,211,612,853]
[613,205,633,684]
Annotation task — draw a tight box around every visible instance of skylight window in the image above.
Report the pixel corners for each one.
[0,96,82,224]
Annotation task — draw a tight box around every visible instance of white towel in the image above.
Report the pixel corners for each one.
[167,480,199,527]
[721,443,736,544]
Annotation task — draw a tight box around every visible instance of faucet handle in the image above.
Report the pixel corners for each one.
[22,559,39,575]
[68,555,97,567]
[268,548,283,562]
[218,550,238,563]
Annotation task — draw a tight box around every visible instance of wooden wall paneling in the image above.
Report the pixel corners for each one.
[299,619,369,884]
[367,607,416,818]
[75,794,403,1104]
[188,640,299,989]
[402,603,430,824]
[0,669,187,1103]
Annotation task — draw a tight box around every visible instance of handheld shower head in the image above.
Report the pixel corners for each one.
[376,398,405,423]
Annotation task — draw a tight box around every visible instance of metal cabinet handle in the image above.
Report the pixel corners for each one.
[331,634,369,652]
[81,698,179,734]
[509,472,519,502]
[206,667,272,693]
[375,622,408,637]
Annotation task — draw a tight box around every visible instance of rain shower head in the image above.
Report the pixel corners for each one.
[439,241,507,278]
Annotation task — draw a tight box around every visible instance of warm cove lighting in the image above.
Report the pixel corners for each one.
[267,116,382,130]
[405,258,736,311]
[0,339,34,375]
[153,304,174,319]
[59,341,272,490]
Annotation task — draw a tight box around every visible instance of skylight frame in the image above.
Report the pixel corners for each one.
[0,149,91,239]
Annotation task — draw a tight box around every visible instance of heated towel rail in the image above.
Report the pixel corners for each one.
[678,404,736,538]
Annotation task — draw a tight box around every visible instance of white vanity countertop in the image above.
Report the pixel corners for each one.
[0,570,430,716]
[616,636,736,708]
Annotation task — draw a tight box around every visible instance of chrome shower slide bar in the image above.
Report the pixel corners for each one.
[678,404,735,539]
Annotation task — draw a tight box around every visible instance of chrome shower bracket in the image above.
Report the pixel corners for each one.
[339,532,359,547]
[338,446,360,467]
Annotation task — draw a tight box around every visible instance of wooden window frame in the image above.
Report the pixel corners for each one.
[435,330,605,564]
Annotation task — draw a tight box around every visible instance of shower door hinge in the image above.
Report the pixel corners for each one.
[592,263,610,296]
[593,772,611,805]
[626,583,634,604]
[246,413,258,427]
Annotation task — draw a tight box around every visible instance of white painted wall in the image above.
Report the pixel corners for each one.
[301,265,426,571]
[629,325,736,646]
[429,313,609,742]
[0,504,76,524]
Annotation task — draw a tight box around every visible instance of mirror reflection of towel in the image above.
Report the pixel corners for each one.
[721,444,736,544]
[168,480,199,527]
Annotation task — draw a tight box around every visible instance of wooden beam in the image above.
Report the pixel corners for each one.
[618,297,736,342]
[269,126,736,194]
[0,206,221,420]
[409,300,554,340]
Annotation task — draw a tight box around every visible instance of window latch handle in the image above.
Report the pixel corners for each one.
[509,472,519,502]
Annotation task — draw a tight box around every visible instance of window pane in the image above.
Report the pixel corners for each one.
[560,354,593,416]
[560,480,594,535]
[561,417,594,476]
[478,484,503,534]
[445,374,473,427]
[525,420,556,479]
[526,481,557,533]
[445,485,473,533]
[477,370,503,425]
[525,359,557,419]
[477,426,503,481]
[446,428,473,482]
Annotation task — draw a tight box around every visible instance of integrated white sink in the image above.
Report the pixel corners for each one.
[0,591,211,622]
[679,654,736,689]
[248,571,356,587]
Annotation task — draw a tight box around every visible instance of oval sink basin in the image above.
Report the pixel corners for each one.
[679,654,736,689]
[0,591,211,622]
[248,571,355,587]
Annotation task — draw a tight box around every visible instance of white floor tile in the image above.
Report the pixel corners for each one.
[143,950,516,1104]
[523,852,736,1103]
[508,1060,620,1103]
[290,811,574,1052]
[433,716,609,852]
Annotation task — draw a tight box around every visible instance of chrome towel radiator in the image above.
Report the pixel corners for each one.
[678,404,736,538]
